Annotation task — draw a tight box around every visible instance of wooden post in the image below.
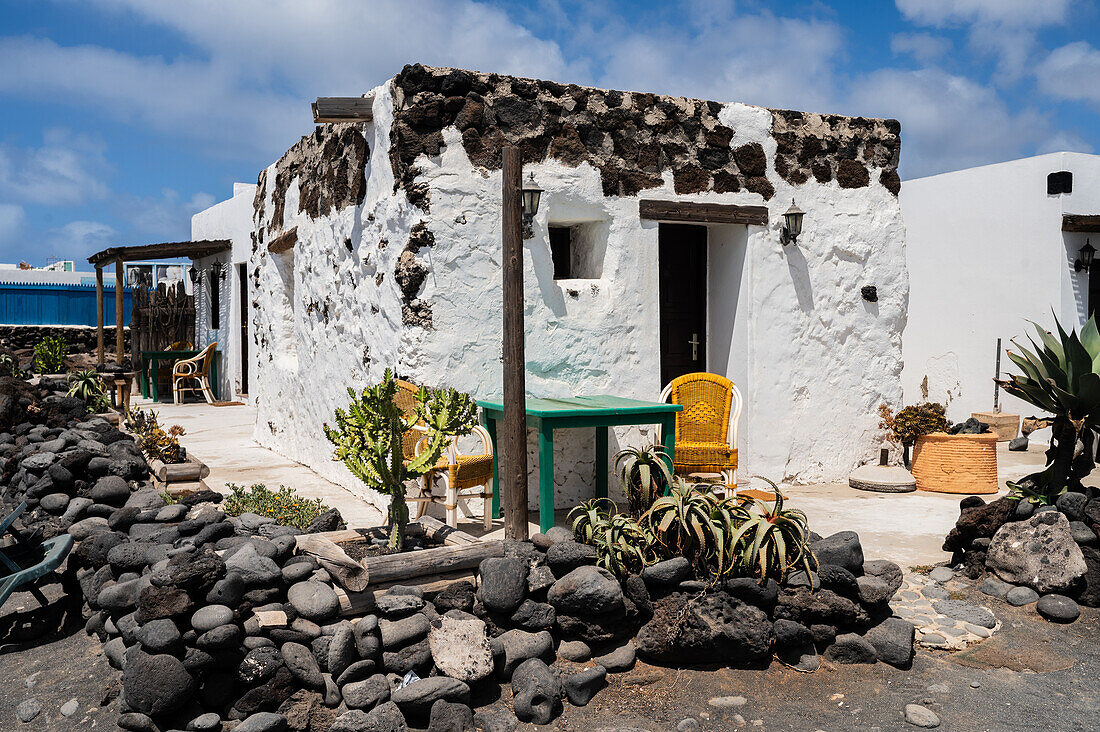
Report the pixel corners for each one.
[95,266,104,365]
[501,146,529,540]
[115,260,124,363]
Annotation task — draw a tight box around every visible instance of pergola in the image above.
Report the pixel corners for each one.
[87,240,230,365]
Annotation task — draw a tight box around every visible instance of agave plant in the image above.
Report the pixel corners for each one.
[323,369,478,550]
[67,369,106,401]
[614,444,673,518]
[728,477,816,583]
[998,315,1100,499]
[569,498,656,577]
[642,481,745,576]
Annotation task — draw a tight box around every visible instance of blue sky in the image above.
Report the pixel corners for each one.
[0,0,1098,266]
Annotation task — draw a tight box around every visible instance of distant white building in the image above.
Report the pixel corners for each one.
[191,182,258,401]
[901,152,1100,422]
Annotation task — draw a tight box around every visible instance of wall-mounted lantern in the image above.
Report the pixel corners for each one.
[188,266,202,285]
[521,172,543,240]
[210,261,227,280]
[1075,239,1096,273]
[780,199,805,246]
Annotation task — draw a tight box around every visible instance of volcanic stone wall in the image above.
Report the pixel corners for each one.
[388,63,901,203]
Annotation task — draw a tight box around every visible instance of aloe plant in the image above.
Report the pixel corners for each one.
[998,315,1100,499]
[614,444,673,518]
[67,369,105,401]
[324,369,478,550]
[642,481,746,576]
[728,477,816,582]
[569,497,656,577]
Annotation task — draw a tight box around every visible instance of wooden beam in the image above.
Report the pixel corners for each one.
[639,199,769,226]
[313,97,374,123]
[88,239,231,266]
[268,227,298,254]
[501,146,529,541]
[1062,214,1100,233]
[95,267,104,365]
[115,260,124,363]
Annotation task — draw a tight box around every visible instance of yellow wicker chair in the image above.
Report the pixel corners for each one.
[395,380,495,530]
[659,372,742,491]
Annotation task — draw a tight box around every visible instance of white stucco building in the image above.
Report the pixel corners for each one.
[902,152,1100,423]
[198,64,908,514]
[191,181,257,400]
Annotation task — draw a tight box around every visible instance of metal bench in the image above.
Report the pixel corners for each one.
[0,501,74,608]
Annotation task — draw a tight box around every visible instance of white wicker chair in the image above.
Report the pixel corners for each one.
[172,342,217,404]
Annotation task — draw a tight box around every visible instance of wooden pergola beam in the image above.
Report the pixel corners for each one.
[313,96,374,124]
[639,199,770,226]
[1062,214,1100,233]
[96,267,104,365]
[87,239,231,266]
[115,261,124,362]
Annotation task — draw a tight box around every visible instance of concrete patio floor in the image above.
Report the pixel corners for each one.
[139,395,1055,569]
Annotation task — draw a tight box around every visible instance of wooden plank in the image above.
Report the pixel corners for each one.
[1062,214,1100,232]
[362,539,502,587]
[95,267,104,365]
[639,199,769,226]
[416,515,481,545]
[334,569,477,617]
[254,610,288,628]
[313,97,374,123]
[501,146,529,541]
[267,227,298,255]
[115,260,124,363]
[88,239,231,266]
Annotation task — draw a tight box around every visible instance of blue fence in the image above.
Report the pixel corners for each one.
[0,282,133,326]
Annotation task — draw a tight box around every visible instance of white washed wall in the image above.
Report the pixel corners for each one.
[250,88,907,514]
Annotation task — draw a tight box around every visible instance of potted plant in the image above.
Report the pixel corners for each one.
[614,443,673,518]
[324,369,478,551]
[880,402,997,494]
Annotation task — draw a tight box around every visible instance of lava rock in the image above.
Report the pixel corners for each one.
[433,581,475,614]
[376,593,425,618]
[288,581,341,623]
[343,674,391,711]
[943,497,1016,553]
[641,557,691,586]
[1008,436,1028,451]
[281,642,325,690]
[390,677,470,722]
[636,591,773,665]
[306,508,345,533]
[547,565,624,615]
[428,614,494,683]
[239,646,284,685]
[987,512,1087,593]
[234,713,289,732]
[563,664,606,706]
[980,576,1014,599]
[490,629,554,680]
[379,614,430,649]
[427,700,475,732]
[593,640,636,672]
[824,633,877,664]
[810,531,864,574]
[1069,521,1098,546]
[864,617,914,668]
[1057,491,1089,521]
[382,638,432,675]
[510,658,562,724]
[1036,594,1080,623]
[122,651,197,716]
[509,599,556,631]
[1006,586,1039,606]
[545,541,597,576]
[225,544,282,586]
[136,618,181,653]
[192,604,234,632]
[477,557,528,614]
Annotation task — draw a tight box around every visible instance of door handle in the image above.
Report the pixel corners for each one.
[689,333,700,361]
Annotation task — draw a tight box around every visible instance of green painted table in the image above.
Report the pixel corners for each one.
[140,350,220,402]
[478,395,682,533]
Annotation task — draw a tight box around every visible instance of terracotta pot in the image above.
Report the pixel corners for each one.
[911,432,999,494]
[971,412,1020,442]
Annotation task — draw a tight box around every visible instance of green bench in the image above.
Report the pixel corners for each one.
[0,501,74,608]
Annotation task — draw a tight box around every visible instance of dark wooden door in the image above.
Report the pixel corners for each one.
[238,263,249,395]
[659,224,707,387]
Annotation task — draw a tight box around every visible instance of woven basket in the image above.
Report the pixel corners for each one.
[911,433,999,494]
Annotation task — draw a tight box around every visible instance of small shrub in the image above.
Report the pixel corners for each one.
[68,370,111,413]
[223,483,328,530]
[127,407,187,463]
[728,477,816,583]
[642,481,745,577]
[32,336,68,374]
[879,402,949,447]
[0,353,25,378]
[159,490,179,506]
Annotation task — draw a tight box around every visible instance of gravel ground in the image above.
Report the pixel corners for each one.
[1,580,1097,731]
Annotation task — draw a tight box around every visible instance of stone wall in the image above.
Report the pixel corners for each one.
[0,324,129,355]
[248,65,907,512]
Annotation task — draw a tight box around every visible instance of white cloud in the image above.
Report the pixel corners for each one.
[890,32,953,65]
[0,128,110,205]
[1036,41,1100,109]
[895,0,1072,27]
[113,188,217,240]
[1037,130,1095,155]
[0,204,26,246]
[846,67,1051,178]
[42,220,116,261]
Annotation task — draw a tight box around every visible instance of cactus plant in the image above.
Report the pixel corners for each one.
[324,369,478,550]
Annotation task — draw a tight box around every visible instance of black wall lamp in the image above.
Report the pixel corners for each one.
[781,199,805,246]
[521,172,542,240]
[1075,239,1095,273]
[188,266,202,285]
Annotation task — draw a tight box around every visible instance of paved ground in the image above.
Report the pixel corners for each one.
[2,577,1097,731]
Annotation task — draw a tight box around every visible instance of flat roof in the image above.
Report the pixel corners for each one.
[88,240,231,266]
